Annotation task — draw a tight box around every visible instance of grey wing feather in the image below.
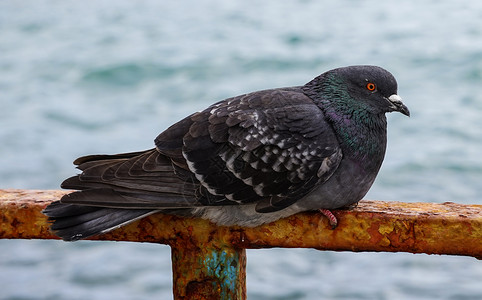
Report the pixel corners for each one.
[156,87,343,212]
[60,149,203,209]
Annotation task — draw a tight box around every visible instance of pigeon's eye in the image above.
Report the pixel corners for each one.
[366,83,377,91]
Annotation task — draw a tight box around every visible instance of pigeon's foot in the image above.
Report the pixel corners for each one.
[319,209,338,229]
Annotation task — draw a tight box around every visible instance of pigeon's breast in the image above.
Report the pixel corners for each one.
[295,153,384,210]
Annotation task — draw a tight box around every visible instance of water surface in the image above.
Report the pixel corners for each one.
[1,1,481,299]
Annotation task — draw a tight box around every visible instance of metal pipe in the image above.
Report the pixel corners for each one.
[1,189,481,299]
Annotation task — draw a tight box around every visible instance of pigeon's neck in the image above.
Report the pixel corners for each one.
[303,74,388,159]
[326,110,387,158]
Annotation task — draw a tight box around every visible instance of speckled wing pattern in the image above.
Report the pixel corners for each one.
[156,87,343,213]
[59,149,200,207]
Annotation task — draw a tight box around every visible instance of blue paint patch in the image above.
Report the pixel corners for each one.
[203,249,240,298]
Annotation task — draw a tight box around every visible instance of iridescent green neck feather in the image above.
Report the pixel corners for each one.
[303,73,387,158]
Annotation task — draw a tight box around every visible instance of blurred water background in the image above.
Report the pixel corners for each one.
[1,1,482,299]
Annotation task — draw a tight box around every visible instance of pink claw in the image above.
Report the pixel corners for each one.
[319,209,338,229]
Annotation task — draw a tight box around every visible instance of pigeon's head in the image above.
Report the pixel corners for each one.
[305,65,410,117]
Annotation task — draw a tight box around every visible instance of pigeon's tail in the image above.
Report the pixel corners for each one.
[43,201,156,241]
[43,148,202,241]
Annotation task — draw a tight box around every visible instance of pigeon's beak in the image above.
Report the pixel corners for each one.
[387,94,410,117]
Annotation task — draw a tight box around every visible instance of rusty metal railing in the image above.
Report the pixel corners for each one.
[1,189,481,299]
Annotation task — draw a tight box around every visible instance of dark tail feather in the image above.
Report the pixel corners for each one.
[43,201,156,241]
[43,148,199,241]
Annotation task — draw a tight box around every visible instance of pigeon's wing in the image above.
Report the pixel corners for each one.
[156,87,343,213]
[59,149,203,208]
[47,148,207,241]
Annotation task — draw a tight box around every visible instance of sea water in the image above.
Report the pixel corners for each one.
[1,1,481,299]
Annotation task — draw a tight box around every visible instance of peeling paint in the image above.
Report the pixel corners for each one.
[378,223,394,235]
[203,249,240,298]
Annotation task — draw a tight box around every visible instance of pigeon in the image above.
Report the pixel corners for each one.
[43,65,409,241]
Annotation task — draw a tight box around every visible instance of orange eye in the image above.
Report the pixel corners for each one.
[366,82,377,91]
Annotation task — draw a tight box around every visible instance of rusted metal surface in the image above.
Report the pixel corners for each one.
[1,189,481,258]
[171,243,246,299]
[232,201,482,258]
[0,189,65,240]
[1,189,482,299]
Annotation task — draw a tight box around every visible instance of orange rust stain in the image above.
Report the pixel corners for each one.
[288,215,304,227]
[366,222,385,246]
[259,227,273,235]
[1,190,482,258]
